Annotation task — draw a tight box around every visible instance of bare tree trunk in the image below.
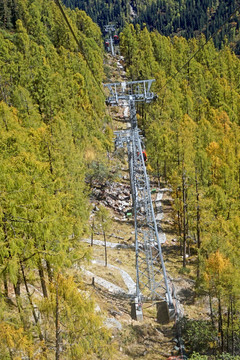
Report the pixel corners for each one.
[21,262,42,335]
[15,271,21,296]
[164,159,167,183]
[218,296,224,352]
[43,244,53,283]
[182,170,187,268]
[176,188,182,256]
[38,258,48,298]
[48,145,53,175]
[3,215,9,298]
[195,167,201,279]
[91,219,94,246]
[187,237,190,257]
[13,281,26,328]
[104,231,107,267]
[209,291,214,326]
[157,159,160,188]
[20,261,47,358]
[231,297,234,355]
[46,259,53,283]
[227,304,230,352]
[55,275,60,360]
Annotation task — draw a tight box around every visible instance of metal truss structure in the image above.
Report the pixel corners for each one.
[104,24,115,33]
[105,80,174,319]
[104,24,115,56]
[104,79,157,106]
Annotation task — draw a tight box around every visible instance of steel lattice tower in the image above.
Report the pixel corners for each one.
[104,24,115,56]
[104,80,174,321]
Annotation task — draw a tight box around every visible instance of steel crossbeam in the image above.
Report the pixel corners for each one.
[106,80,174,319]
[104,24,115,33]
[104,80,157,106]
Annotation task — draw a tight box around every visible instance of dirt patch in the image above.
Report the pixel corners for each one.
[87,263,128,291]
[119,321,176,359]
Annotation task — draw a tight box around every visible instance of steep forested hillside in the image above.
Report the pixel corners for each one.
[62,0,129,30]
[61,0,240,52]
[0,1,113,358]
[120,24,240,355]
[1,0,240,357]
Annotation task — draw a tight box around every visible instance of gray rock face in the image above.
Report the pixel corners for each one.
[91,181,132,218]
[104,317,122,331]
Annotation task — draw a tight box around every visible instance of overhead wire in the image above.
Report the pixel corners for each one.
[158,3,240,92]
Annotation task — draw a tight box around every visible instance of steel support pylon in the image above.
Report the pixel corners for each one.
[104,80,174,321]
[104,24,115,56]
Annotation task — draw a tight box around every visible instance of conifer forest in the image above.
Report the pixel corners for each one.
[0,0,240,359]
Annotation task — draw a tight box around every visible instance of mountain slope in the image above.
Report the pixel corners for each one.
[0,1,114,358]
[62,0,240,53]
[120,24,240,355]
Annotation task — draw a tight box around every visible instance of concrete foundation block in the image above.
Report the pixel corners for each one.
[131,297,143,321]
[156,301,170,324]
